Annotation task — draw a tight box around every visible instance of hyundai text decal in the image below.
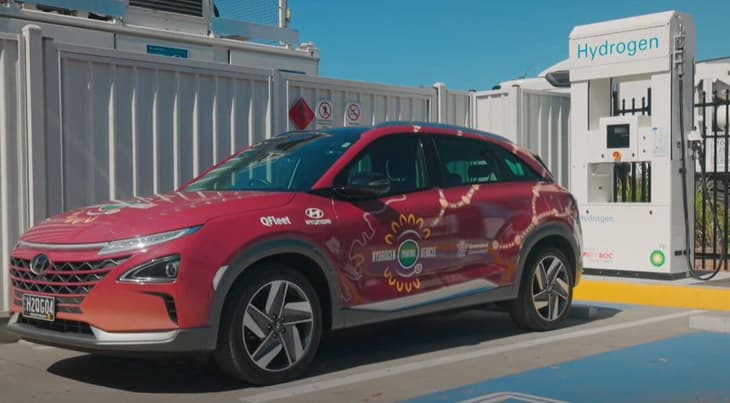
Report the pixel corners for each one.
[305,208,332,226]
[576,37,659,61]
[260,216,291,227]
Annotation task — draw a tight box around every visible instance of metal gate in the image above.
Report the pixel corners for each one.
[695,89,730,272]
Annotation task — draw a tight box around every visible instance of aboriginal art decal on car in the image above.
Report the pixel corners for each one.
[373,213,436,293]
[64,200,158,224]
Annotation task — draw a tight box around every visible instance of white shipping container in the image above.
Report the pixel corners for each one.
[474,87,571,187]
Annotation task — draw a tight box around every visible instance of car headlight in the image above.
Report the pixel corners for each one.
[119,255,180,284]
[98,226,201,256]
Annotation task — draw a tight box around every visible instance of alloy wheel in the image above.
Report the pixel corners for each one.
[242,280,314,372]
[531,255,570,321]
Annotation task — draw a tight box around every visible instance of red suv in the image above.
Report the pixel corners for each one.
[8,122,582,384]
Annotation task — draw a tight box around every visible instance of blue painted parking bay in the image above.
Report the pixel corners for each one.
[407,332,730,403]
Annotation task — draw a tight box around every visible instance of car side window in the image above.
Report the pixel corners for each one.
[432,135,540,187]
[336,135,428,195]
[433,136,500,186]
[492,146,543,181]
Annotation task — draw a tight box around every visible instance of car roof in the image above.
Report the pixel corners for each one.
[279,122,512,145]
[277,127,369,138]
[372,121,513,144]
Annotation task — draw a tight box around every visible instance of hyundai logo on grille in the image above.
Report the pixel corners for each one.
[30,254,50,276]
[305,208,325,219]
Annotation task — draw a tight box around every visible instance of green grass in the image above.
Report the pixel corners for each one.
[695,188,728,250]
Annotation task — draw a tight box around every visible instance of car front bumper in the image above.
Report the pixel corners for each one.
[6,313,216,353]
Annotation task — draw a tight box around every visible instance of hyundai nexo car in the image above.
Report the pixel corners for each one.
[8,122,582,385]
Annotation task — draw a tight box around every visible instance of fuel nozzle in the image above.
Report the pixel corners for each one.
[687,130,703,160]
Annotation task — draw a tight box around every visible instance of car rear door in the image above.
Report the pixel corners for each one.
[428,135,543,289]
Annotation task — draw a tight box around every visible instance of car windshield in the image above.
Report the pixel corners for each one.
[184,131,361,192]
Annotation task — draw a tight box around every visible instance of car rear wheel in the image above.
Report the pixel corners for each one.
[511,248,573,331]
[215,264,322,385]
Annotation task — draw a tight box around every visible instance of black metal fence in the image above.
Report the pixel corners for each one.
[612,88,652,116]
[610,88,652,203]
[695,90,730,271]
[612,162,651,202]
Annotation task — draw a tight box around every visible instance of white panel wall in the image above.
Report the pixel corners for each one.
[474,88,520,142]
[443,90,472,127]
[474,87,571,187]
[281,74,434,130]
[50,45,273,212]
[519,90,571,187]
[433,83,472,126]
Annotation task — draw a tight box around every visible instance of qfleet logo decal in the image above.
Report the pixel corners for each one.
[260,216,291,227]
[373,214,436,294]
[576,37,659,61]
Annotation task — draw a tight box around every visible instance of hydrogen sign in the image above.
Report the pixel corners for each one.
[575,37,659,61]
[570,27,667,67]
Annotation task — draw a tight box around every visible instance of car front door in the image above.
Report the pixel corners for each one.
[331,134,459,309]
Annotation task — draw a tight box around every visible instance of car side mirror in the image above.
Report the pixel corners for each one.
[338,172,391,198]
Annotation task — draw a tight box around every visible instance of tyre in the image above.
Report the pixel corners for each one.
[214,264,322,385]
[510,248,573,331]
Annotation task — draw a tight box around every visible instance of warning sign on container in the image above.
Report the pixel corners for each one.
[345,102,361,126]
[316,100,334,129]
[289,98,314,130]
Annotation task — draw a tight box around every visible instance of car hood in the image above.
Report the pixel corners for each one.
[20,191,295,244]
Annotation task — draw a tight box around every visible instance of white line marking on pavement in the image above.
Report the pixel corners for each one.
[689,314,730,333]
[240,309,702,403]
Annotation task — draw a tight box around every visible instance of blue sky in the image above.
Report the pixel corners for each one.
[218,1,730,91]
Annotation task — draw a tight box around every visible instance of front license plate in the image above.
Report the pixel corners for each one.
[22,294,55,322]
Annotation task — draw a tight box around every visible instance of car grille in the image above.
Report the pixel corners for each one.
[17,316,93,335]
[10,256,129,314]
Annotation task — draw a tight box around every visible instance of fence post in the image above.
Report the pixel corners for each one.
[468,89,477,129]
[433,82,447,123]
[510,86,523,145]
[21,24,46,226]
[270,69,287,137]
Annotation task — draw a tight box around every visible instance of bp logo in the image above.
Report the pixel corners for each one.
[372,214,436,294]
[650,250,665,267]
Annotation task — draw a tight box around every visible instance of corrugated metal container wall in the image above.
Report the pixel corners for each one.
[473,87,571,187]
[0,37,22,312]
[281,74,434,130]
[518,90,570,187]
[442,90,472,127]
[474,88,520,142]
[49,45,273,213]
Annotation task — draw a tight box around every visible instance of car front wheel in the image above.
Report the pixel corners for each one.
[215,264,322,385]
[511,248,573,331]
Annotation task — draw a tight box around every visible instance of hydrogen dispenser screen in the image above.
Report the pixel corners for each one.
[607,124,630,148]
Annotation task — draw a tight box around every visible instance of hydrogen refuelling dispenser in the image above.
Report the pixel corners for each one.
[569,11,696,278]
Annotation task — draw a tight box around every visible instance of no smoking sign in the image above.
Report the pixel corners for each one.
[345,102,361,126]
[316,100,333,121]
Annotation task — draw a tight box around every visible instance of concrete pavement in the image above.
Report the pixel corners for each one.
[0,304,715,403]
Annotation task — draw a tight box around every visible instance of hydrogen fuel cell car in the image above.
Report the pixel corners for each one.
[7,122,582,385]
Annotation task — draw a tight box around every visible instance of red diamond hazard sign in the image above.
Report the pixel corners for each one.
[289,98,315,130]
